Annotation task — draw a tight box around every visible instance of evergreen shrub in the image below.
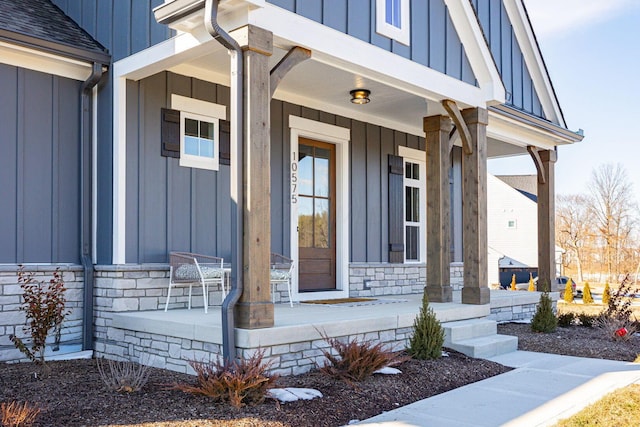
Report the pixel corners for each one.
[408,292,444,360]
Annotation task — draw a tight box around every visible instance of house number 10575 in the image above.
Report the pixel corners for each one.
[291,152,298,204]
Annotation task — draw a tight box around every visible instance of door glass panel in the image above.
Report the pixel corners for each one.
[314,199,330,248]
[298,145,314,196]
[298,196,313,247]
[314,148,330,197]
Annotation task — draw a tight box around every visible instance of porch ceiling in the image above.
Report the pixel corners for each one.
[169,43,449,138]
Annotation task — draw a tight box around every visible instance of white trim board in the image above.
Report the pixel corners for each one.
[289,116,350,302]
[0,41,93,81]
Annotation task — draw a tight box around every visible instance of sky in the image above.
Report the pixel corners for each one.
[488,0,640,199]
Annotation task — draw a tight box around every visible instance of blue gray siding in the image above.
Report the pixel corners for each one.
[267,0,477,85]
[125,72,232,263]
[0,64,81,263]
[471,0,545,118]
[52,0,174,264]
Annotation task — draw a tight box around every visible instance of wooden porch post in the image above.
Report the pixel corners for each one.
[424,115,453,302]
[461,108,490,305]
[234,25,274,328]
[534,149,557,291]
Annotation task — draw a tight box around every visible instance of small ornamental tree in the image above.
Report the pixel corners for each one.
[9,266,70,365]
[531,289,557,333]
[563,279,574,303]
[582,282,594,304]
[408,292,444,360]
[510,274,517,291]
[528,273,535,292]
[602,282,611,305]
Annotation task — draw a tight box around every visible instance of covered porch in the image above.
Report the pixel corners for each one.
[103,290,545,375]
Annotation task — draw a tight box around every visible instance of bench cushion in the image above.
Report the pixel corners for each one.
[270,269,291,281]
[175,264,224,281]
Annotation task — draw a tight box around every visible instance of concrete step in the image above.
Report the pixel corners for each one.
[443,318,497,345]
[447,334,518,359]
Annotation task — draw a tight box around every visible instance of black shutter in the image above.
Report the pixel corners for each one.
[388,154,404,263]
[219,120,230,165]
[161,108,180,158]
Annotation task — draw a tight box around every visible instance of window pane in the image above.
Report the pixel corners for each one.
[200,138,214,158]
[405,163,411,179]
[298,145,314,196]
[298,196,314,248]
[185,118,198,137]
[184,136,199,155]
[412,187,419,221]
[412,163,419,180]
[314,199,329,248]
[406,186,420,222]
[406,226,418,260]
[314,148,330,197]
[200,121,214,140]
[386,0,401,27]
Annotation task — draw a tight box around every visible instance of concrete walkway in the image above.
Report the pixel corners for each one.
[357,351,640,427]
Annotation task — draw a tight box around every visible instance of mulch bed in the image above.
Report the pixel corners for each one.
[1,350,509,427]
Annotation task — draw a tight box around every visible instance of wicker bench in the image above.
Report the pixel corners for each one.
[164,252,225,313]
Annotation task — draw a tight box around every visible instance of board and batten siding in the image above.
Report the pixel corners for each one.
[128,72,462,264]
[0,64,81,263]
[471,0,545,119]
[52,0,175,264]
[267,0,476,85]
[125,72,232,263]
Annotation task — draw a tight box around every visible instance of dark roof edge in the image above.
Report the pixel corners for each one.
[0,29,110,66]
[490,104,584,143]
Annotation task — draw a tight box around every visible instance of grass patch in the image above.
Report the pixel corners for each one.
[554,384,640,426]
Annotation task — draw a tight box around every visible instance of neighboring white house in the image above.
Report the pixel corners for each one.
[488,174,563,286]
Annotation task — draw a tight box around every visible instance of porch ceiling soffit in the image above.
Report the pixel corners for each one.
[485,105,583,159]
[502,0,566,128]
[132,1,501,138]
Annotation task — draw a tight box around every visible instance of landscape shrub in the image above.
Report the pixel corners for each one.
[173,350,277,408]
[563,279,574,303]
[557,312,575,327]
[528,273,535,292]
[0,401,40,427]
[9,266,70,367]
[318,333,409,383]
[596,276,639,341]
[408,292,445,360]
[582,282,594,304]
[578,313,597,327]
[531,291,557,333]
[97,358,151,393]
[602,282,611,305]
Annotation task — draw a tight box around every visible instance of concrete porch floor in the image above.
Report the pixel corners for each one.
[111,290,538,351]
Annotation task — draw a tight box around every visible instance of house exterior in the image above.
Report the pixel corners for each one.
[1,0,582,366]
[487,174,565,287]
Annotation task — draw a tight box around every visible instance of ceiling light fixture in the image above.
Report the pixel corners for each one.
[350,89,371,104]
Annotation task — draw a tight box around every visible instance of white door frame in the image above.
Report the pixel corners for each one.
[289,115,350,301]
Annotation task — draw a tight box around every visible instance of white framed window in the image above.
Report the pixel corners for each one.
[171,94,226,171]
[180,112,219,170]
[399,146,425,262]
[507,219,517,229]
[376,0,410,46]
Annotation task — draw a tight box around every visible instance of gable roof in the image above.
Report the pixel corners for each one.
[0,0,109,65]
[496,174,537,201]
